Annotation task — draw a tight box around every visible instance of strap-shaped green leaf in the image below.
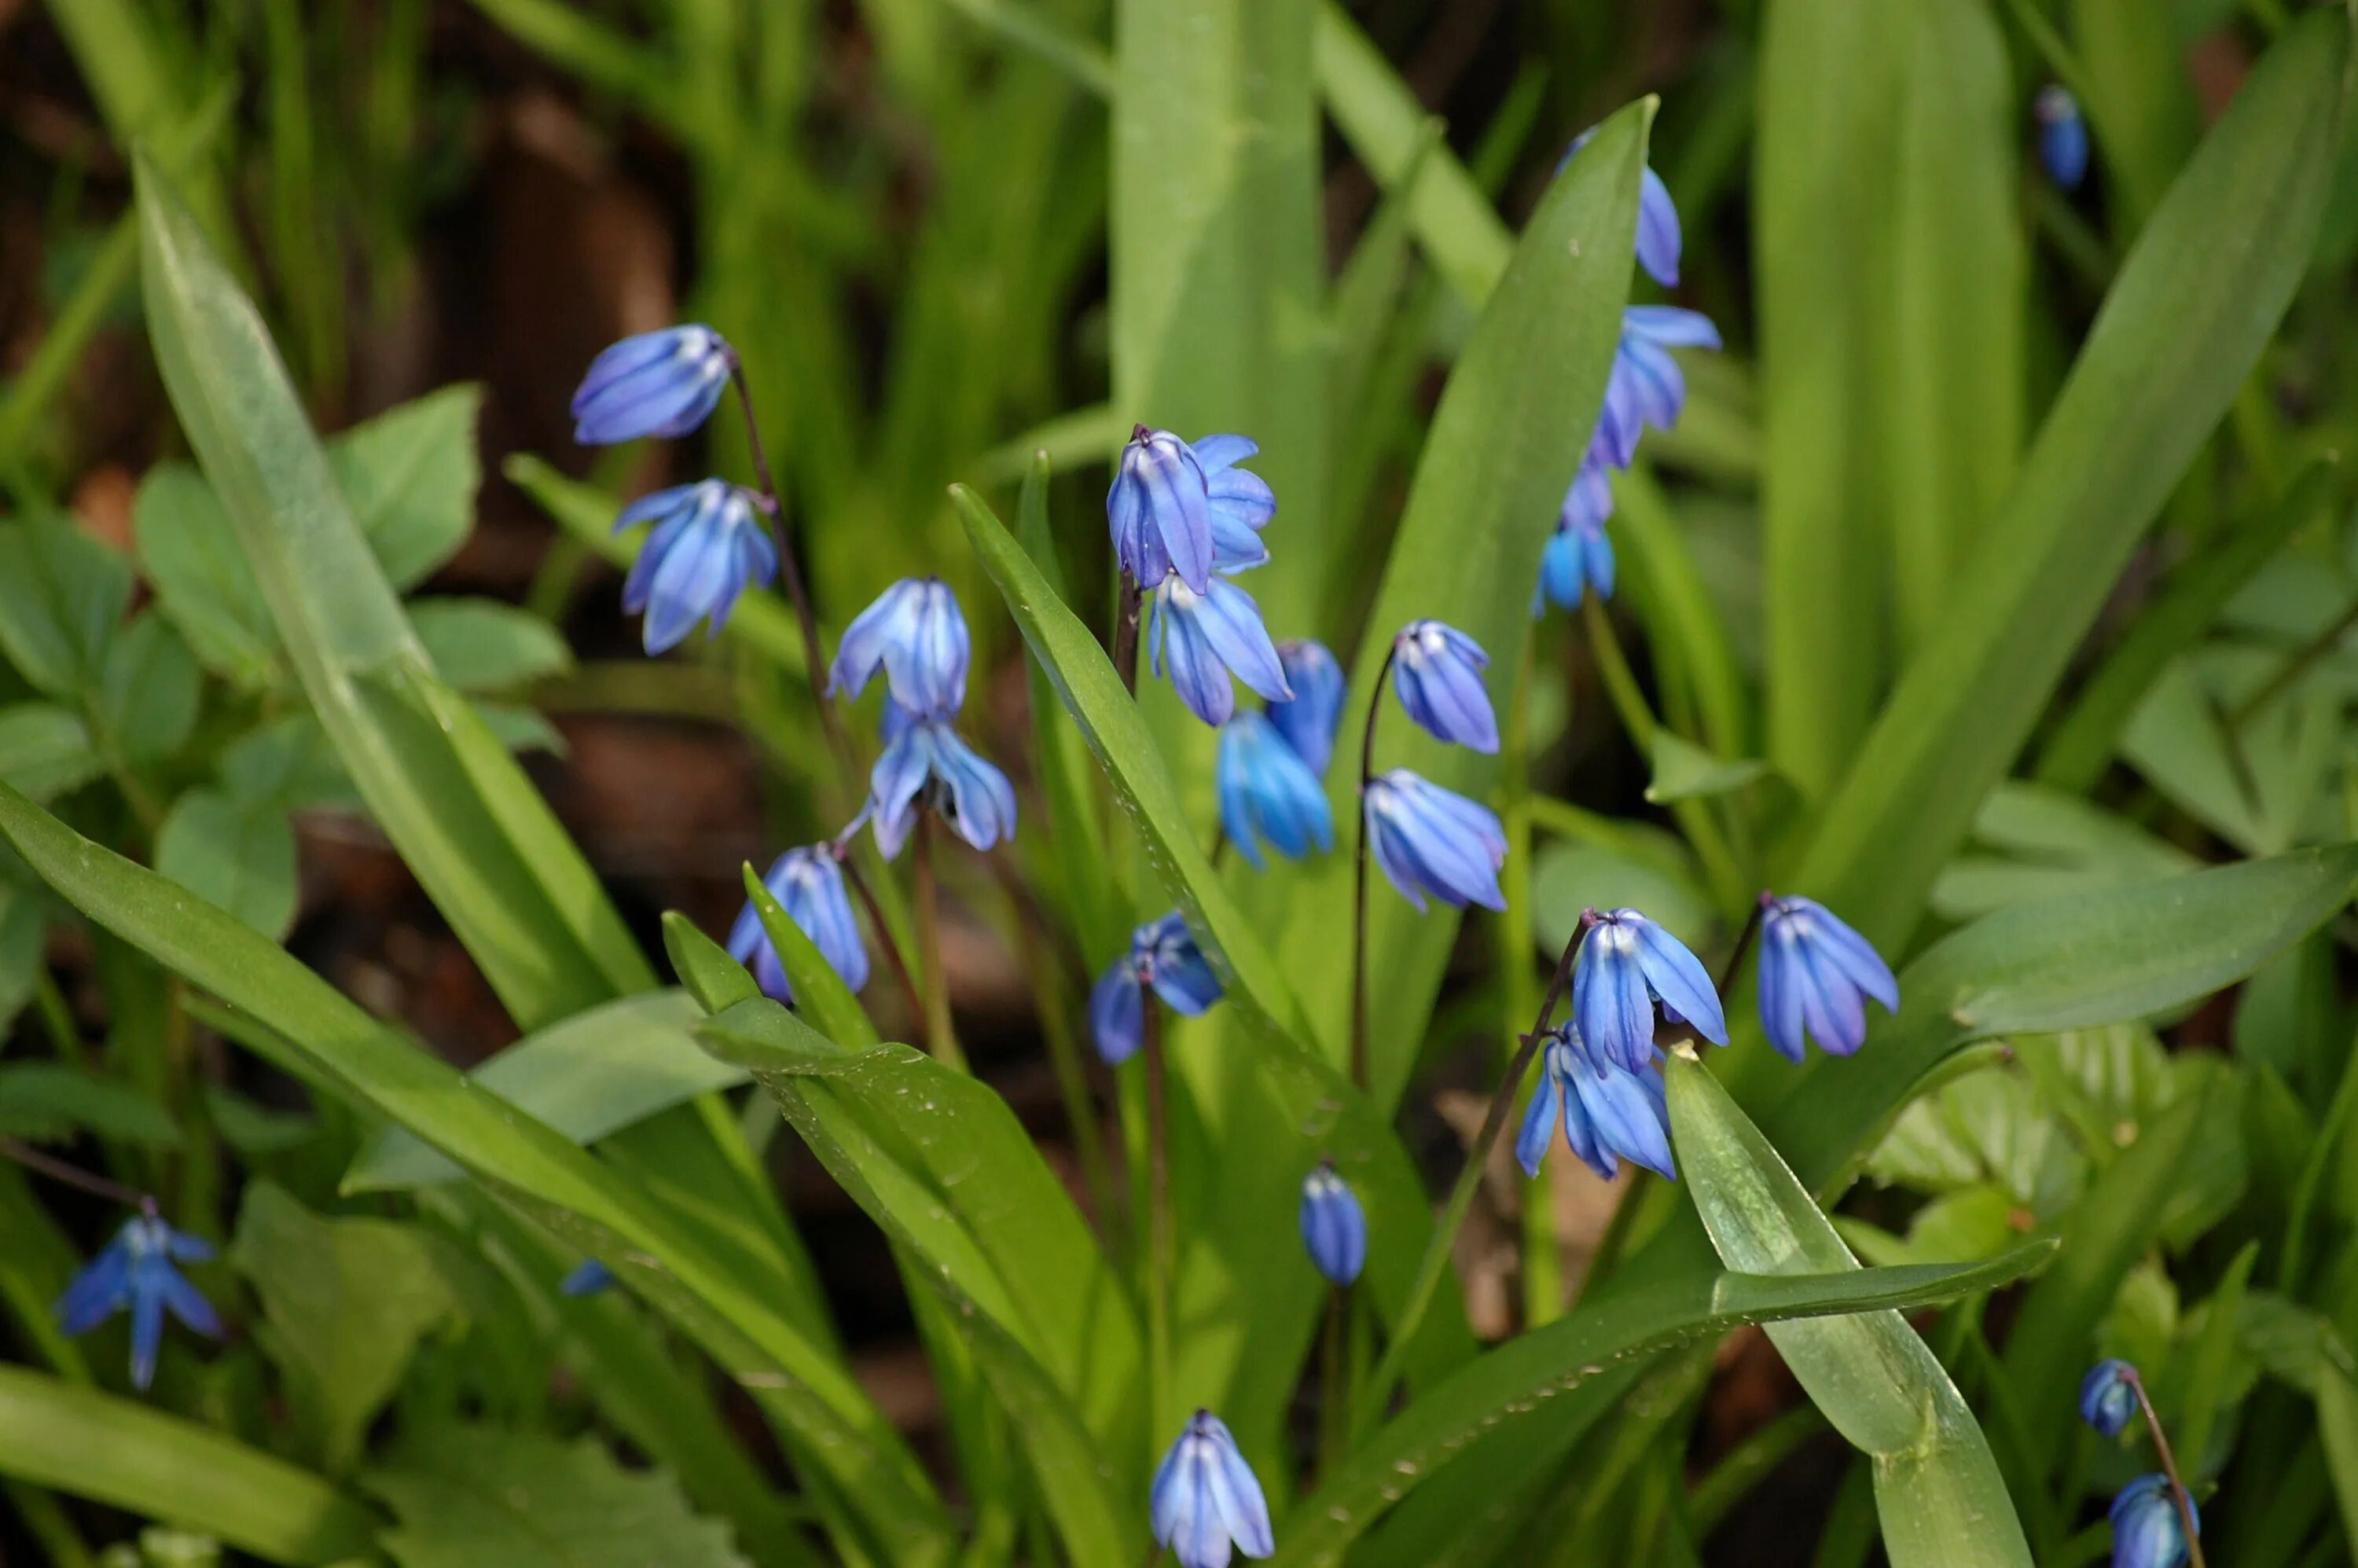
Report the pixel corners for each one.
[135,156,651,1030]
[0,780,953,1568]
[1669,1056,2036,1568]
[0,1363,378,1563]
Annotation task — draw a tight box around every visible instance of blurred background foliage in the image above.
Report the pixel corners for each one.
[2,0,2358,1565]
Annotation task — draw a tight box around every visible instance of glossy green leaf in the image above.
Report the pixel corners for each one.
[0,782,953,1567]
[1272,1239,2052,1566]
[97,613,202,764]
[1668,1056,2035,1568]
[367,1426,748,1568]
[1794,9,2352,946]
[0,1364,378,1563]
[406,598,572,692]
[0,516,133,700]
[0,1063,182,1148]
[153,788,297,938]
[344,990,744,1192]
[740,863,880,1050]
[138,160,653,1029]
[0,705,103,802]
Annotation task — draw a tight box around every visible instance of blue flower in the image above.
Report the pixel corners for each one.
[1218,713,1333,871]
[2037,84,2090,191]
[1150,575,1292,728]
[1089,912,1223,1066]
[1563,128,1681,288]
[56,1210,220,1390]
[1573,907,1728,1075]
[2080,1359,2140,1438]
[571,325,735,443]
[1265,640,1344,777]
[1298,1162,1367,1287]
[1757,894,1900,1062]
[1151,1409,1275,1568]
[1515,1026,1675,1183]
[868,709,1018,859]
[1364,769,1507,913]
[1392,620,1498,753]
[2110,1474,2197,1568]
[1593,307,1723,469]
[1535,465,1616,614]
[1109,429,1275,593]
[616,480,777,654]
[727,846,871,1003]
[560,1259,615,1298]
[829,577,970,718]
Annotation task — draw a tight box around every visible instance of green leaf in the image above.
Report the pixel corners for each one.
[1258,97,1649,1108]
[1667,1056,2035,1568]
[0,1063,182,1147]
[343,990,745,1192]
[0,783,953,1568]
[0,516,134,699]
[132,464,281,688]
[738,863,879,1049]
[0,704,103,802]
[0,1364,378,1563]
[701,999,1140,1566]
[407,599,572,692]
[230,1182,462,1473]
[329,384,483,591]
[1270,1239,2053,1566]
[217,714,355,812]
[366,1426,748,1568]
[97,612,201,764]
[153,788,297,938]
[0,875,48,1034]
[1646,730,1771,805]
[1793,9,2352,945]
[136,156,652,1030]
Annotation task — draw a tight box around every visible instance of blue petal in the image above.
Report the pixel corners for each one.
[868,728,936,860]
[158,1267,221,1337]
[1625,913,1727,1045]
[1515,1064,1562,1177]
[1206,467,1275,531]
[55,1239,130,1335]
[1090,961,1145,1066]
[1635,165,1682,287]
[932,729,1018,851]
[130,1277,165,1390]
[1265,641,1344,777]
[1575,924,1658,1074]
[1570,1047,1675,1181]
[1188,434,1258,475]
[1191,582,1291,703]
[1759,931,1808,1063]
[1154,583,1239,727]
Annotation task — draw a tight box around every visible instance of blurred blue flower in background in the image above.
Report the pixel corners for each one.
[1595,307,1724,468]
[2037,84,2090,191]
[829,578,970,718]
[1574,908,1727,1074]
[1515,1026,1674,1182]
[56,1210,220,1390]
[1364,769,1507,913]
[1392,620,1498,753]
[1265,640,1345,777]
[1218,713,1333,871]
[868,711,1017,858]
[571,325,735,443]
[1563,127,1682,287]
[2110,1474,2197,1568]
[729,846,870,1002]
[2080,1359,2140,1438]
[1151,575,1292,728]
[1536,468,1617,614]
[1151,1409,1275,1568]
[615,480,777,654]
[1757,894,1899,1062]
[1298,1162,1367,1286]
[560,1259,615,1298]
[1089,912,1224,1066]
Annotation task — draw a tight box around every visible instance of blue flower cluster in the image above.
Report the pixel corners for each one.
[55,1208,220,1390]
[1533,140,1724,617]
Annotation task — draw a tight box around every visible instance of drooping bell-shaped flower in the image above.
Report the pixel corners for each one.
[1217,713,1333,872]
[2080,1359,2140,1438]
[1574,907,1728,1075]
[1757,894,1899,1062]
[1298,1162,1367,1287]
[2109,1474,2197,1568]
[1150,1410,1275,1568]
[1391,620,1498,753]
[1089,912,1224,1067]
[615,479,777,654]
[1265,640,1344,777]
[867,705,1018,859]
[1108,428,1274,593]
[727,846,870,1003]
[571,325,735,443]
[1515,1026,1675,1183]
[828,577,971,718]
[1150,574,1291,729]
[1535,461,1616,615]
[55,1209,221,1390]
[1363,770,1507,913]
[561,1259,615,1298]
[1593,307,1723,469]
[2037,84,2090,192]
